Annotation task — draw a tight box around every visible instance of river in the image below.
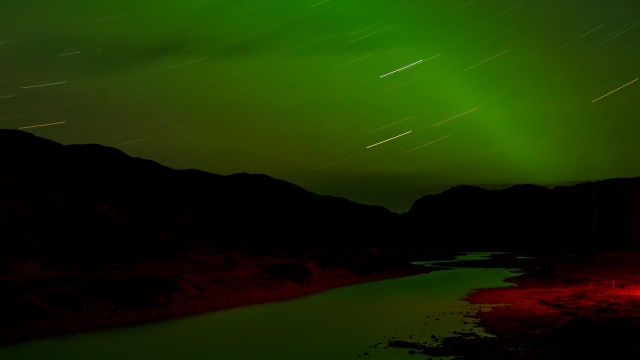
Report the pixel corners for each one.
[0,253,520,359]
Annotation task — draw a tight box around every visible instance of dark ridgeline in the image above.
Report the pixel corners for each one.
[0,129,399,269]
[402,178,640,252]
[1,128,640,269]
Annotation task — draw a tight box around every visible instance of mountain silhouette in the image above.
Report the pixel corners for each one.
[2,129,640,269]
[0,129,400,268]
[403,179,640,252]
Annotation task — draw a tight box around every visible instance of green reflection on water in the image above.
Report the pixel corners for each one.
[0,257,519,360]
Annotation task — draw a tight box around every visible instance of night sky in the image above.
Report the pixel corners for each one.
[2,0,639,212]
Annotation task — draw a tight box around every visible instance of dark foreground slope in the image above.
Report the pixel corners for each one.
[403,180,640,252]
[0,130,425,344]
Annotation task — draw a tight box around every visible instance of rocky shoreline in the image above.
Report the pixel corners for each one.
[385,252,640,359]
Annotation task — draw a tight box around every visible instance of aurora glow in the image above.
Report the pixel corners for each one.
[1,0,639,211]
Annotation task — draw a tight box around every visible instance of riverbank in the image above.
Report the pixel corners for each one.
[387,252,640,359]
[0,248,437,345]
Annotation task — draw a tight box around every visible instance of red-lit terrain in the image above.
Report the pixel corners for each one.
[0,248,431,345]
[387,252,640,359]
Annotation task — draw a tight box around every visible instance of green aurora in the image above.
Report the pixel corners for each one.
[1,0,639,212]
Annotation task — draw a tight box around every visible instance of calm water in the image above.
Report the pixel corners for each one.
[0,253,520,359]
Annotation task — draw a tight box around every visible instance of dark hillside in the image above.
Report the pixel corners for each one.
[0,130,400,268]
[404,177,640,252]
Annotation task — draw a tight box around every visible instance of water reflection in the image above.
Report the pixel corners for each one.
[0,253,520,360]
